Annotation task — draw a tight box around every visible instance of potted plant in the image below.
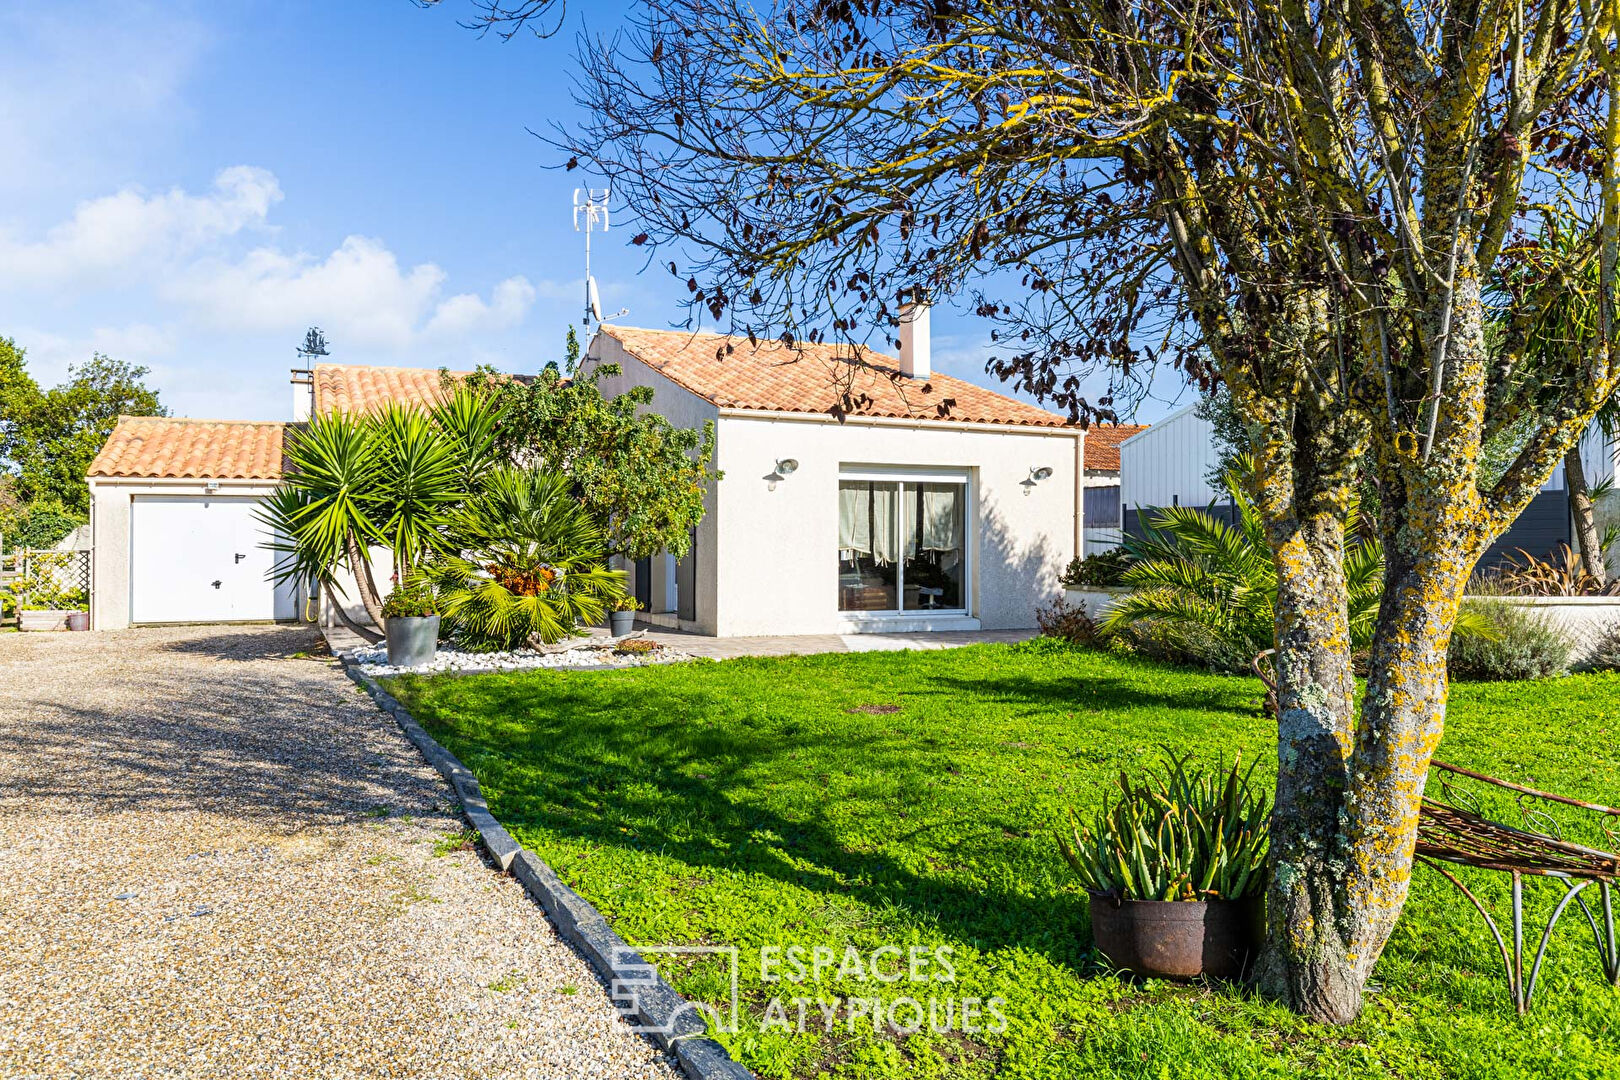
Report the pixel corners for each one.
[609,595,642,638]
[1057,750,1269,979]
[382,582,440,668]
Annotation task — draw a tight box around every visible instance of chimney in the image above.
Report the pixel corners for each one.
[291,369,314,422]
[898,297,931,380]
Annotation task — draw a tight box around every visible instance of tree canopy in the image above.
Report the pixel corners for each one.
[0,337,166,516]
[460,329,719,561]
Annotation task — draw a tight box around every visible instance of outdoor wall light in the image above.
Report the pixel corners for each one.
[204,480,221,494]
[766,458,799,492]
[1022,466,1053,495]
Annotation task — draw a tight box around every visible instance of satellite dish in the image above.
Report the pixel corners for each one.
[587,276,603,323]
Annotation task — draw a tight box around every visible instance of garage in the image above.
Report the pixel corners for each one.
[130,494,292,624]
[87,416,300,630]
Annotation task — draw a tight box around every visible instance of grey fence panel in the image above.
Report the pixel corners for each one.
[1476,490,1571,573]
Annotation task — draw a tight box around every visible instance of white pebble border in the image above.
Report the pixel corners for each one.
[351,640,697,677]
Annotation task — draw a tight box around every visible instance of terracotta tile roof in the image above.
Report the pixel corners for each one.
[313,363,465,415]
[600,325,1075,429]
[1082,424,1149,472]
[88,416,288,480]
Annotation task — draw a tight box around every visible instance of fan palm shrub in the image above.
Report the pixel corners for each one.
[1103,460,1383,671]
[410,465,626,650]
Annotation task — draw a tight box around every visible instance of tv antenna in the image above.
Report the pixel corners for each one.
[574,187,628,325]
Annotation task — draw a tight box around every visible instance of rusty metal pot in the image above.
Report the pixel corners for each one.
[1089,892,1262,980]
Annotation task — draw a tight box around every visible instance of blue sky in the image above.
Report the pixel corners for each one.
[1,1,1189,423]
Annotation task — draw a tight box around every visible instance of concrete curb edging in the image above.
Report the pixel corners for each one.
[341,660,754,1080]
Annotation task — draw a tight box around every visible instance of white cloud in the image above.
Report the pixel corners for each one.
[170,234,536,349]
[14,323,178,386]
[425,277,537,337]
[0,166,281,286]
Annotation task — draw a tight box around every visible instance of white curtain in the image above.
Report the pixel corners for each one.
[920,484,962,553]
[839,482,897,564]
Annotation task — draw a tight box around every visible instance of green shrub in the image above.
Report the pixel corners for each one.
[1449,599,1572,681]
[1059,548,1132,588]
[1034,596,1109,647]
[3,504,84,553]
[1056,749,1270,902]
[381,582,438,619]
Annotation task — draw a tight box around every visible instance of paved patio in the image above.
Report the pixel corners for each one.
[0,625,677,1079]
[323,621,1035,660]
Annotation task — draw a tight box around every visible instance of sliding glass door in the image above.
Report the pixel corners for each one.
[837,474,967,614]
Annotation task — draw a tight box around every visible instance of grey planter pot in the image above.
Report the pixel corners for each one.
[18,609,72,632]
[385,615,441,668]
[65,612,90,631]
[609,611,636,637]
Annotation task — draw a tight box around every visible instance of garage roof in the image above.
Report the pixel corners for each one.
[88,417,288,480]
[600,325,1076,429]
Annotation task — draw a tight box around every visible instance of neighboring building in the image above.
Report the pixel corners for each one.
[1077,424,1148,556]
[87,319,1087,635]
[587,315,1084,636]
[1117,403,1616,571]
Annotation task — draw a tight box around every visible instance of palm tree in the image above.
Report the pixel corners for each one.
[259,395,495,643]
[1104,461,1385,668]
[409,465,626,650]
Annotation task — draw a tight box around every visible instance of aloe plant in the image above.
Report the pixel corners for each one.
[1056,750,1270,902]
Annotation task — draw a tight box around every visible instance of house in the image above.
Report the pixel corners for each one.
[1076,424,1148,556]
[86,313,1086,635]
[1117,403,1613,571]
[85,365,452,631]
[585,311,1083,636]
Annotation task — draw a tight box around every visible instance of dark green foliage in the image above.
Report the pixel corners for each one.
[1058,548,1131,587]
[389,646,1620,1079]
[1449,600,1573,681]
[1033,596,1110,647]
[1,339,165,515]
[459,329,718,560]
[1057,750,1269,902]
[2,502,83,553]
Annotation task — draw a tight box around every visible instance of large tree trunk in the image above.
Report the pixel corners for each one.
[1565,444,1607,586]
[1255,507,1360,1021]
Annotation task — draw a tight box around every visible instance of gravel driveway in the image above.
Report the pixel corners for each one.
[0,625,680,1080]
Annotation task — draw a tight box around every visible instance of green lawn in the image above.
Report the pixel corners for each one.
[387,642,1620,1079]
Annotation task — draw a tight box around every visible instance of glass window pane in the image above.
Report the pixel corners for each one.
[838,480,898,611]
[901,482,965,610]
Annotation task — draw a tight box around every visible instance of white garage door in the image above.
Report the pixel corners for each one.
[131,495,291,624]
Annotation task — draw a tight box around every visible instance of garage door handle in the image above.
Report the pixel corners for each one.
[234,553,246,563]
[211,580,222,589]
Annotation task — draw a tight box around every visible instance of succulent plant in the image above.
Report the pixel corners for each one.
[1057,749,1270,902]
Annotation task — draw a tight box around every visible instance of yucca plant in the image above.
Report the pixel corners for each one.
[1056,750,1270,903]
[410,465,626,650]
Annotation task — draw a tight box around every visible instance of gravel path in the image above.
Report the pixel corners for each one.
[0,625,681,1080]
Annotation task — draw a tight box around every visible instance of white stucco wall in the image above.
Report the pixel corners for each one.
[710,413,1080,635]
[88,477,301,631]
[586,332,724,630]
